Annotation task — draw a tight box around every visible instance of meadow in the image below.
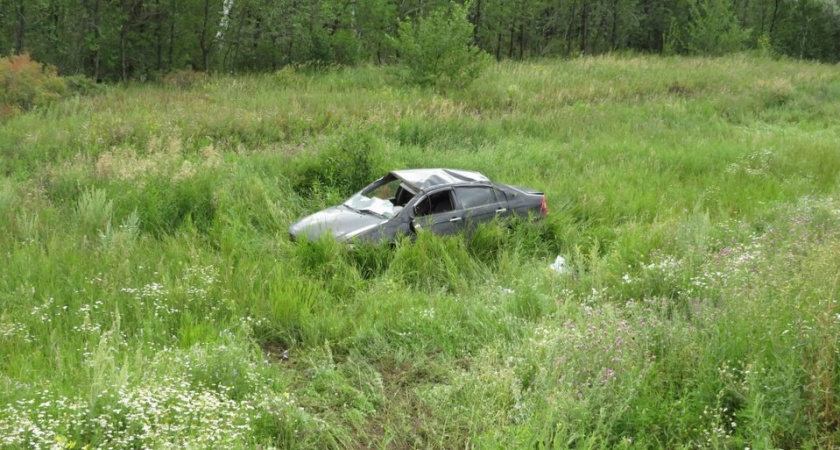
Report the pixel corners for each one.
[1,54,840,449]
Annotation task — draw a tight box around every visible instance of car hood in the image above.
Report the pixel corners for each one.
[289,205,387,241]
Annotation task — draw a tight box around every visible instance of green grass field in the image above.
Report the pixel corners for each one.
[1,54,840,449]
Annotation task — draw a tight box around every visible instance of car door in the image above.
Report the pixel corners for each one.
[411,188,465,235]
[453,185,509,230]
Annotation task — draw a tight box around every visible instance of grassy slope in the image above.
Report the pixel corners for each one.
[1,55,840,448]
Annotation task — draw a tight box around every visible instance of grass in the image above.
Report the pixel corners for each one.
[1,54,840,448]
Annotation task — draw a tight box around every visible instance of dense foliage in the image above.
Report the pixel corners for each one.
[0,53,66,118]
[0,0,838,81]
[393,3,492,89]
[1,56,840,448]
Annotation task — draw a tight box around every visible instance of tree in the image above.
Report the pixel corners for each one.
[684,0,749,55]
[393,2,492,89]
[1,0,838,80]
[355,0,398,63]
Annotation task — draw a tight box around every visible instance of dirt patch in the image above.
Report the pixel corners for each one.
[261,340,290,363]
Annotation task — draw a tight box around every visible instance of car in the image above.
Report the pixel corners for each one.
[289,168,547,244]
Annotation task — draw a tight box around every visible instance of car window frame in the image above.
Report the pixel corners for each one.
[412,188,456,217]
[453,184,505,210]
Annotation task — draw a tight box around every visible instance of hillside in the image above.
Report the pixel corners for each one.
[1,55,840,448]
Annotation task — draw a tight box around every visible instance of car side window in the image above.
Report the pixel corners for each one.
[414,190,454,216]
[493,187,507,202]
[455,187,499,209]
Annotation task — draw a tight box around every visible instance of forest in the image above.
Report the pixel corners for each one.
[1,0,838,82]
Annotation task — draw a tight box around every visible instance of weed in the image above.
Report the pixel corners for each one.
[2,56,840,448]
[74,187,113,234]
[0,179,17,220]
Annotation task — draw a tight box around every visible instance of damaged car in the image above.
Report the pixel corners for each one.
[289,168,547,244]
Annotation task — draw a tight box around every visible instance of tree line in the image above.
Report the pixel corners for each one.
[1,0,838,81]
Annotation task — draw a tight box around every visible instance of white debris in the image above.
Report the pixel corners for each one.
[549,255,567,274]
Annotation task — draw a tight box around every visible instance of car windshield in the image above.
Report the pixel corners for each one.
[344,194,396,218]
[343,175,411,219]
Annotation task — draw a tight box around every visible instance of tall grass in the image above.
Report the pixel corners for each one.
[1,55,840,448]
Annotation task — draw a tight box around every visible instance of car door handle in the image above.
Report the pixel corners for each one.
[449,217,462,222]
[495,208,507,213]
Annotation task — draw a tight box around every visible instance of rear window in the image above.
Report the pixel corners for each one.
[455,187,501,209]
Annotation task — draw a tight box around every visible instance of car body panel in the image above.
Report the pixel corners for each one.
[416,210,464,235]
[289,169,545,244]
[288,205,388,241]
[391,169,489,191]
[451,185,508,231]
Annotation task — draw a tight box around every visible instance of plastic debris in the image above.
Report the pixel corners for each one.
[549,255,567,274]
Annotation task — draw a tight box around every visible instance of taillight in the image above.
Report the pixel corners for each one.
[540,196,548,215]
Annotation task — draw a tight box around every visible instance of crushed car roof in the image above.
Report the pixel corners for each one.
[391,168,489,191]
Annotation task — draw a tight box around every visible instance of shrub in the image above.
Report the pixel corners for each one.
[293,129,385,198]
[64,74,104,96]
[75,187,114,235]
[162,69,209,89]
[392,3,492,90]
[684,0,748,55]
[0,53,67,115]
[273,65,309,88]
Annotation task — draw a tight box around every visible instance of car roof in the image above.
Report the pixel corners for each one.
[391,168,489,191]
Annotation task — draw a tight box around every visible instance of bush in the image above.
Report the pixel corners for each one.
[293,129,385,198]
[162,69,209,89]
[392,3,491,90]
[273,65,309,89]
[0,53,67,115]
[74,187,114,235]
[64,74,104,96]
